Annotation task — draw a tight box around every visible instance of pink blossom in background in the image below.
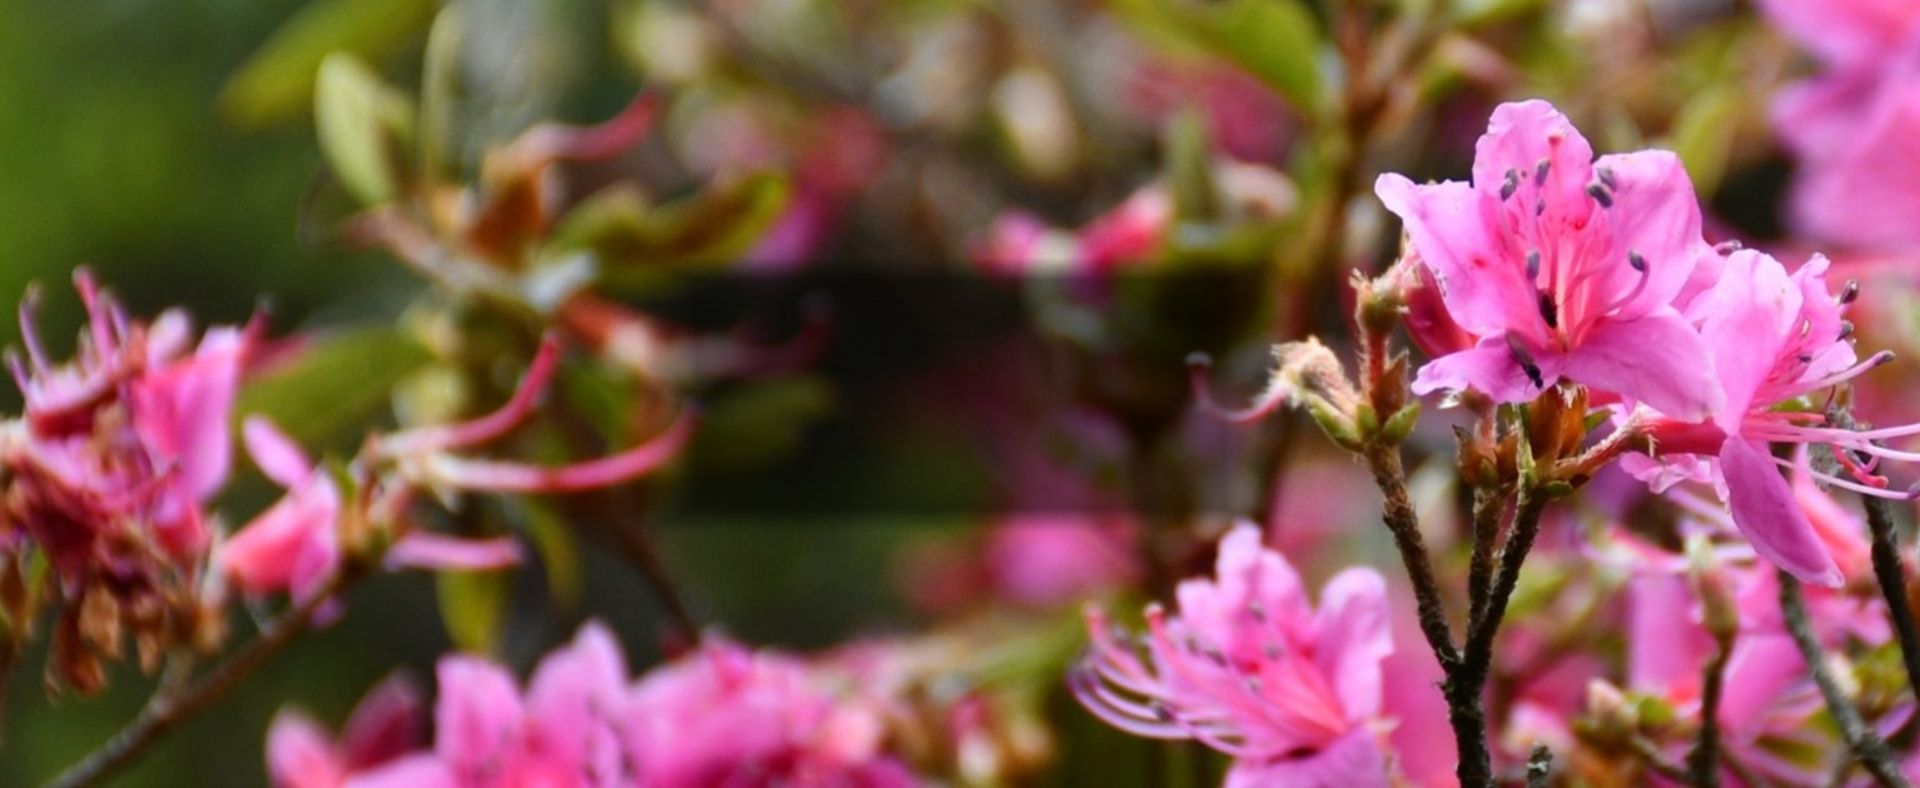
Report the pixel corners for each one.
[221,417,342,600]
[1125,60,1292,164]
[1761,0,1920,251]
[1072,524,1396,787]
[975,186,1169,277]
[267,675,425,788]
[269,623,917,787]
[627,638,914,787]
[982,515,1138,609]
[3,270,249,576]
[1378,100,1720,420]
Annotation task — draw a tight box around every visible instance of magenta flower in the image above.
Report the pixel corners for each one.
[1759,0,1920,250]
[625,638,915,787]
[221,418,343,600]
[1626,250,1896,587]
[1376,100,1721,419]
[4,270,249,573]
[267,675,425,788]
[982,514,1138,609]
[1072,524,1395,787]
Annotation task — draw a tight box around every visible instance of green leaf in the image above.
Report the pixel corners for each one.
[690,376,835,471]
[1665,85,1741,201]
[436,568,511,654]
[219,0,437,128]
[518,500,584,611]
[314,53,417,205]
[237,327,431,447]
[1204,0,1324,114]
[562,174,792,291]
[1110,0,1324,114]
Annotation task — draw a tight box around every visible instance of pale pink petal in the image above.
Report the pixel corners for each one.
[266,709,346,788]
[1557,310,1720,423]
[384,533,521,572]
[1375,175,1539,340]
[1411,336,1562,404]
[222,479,341,599]
[1719,438,1843,588]
[245,416,315,489]
[1223,727,1389,788]
[1688,250,1800,429]
[1590,150,1710,320]
[432,657,524,773]
[1471,100,1597,215]
[1312,568,1393,723]
[526,622,631,782]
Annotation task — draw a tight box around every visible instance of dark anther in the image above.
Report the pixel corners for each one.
[1538,292,1558,328]
[1534,158,1551,186]
[1526,250,1541,280]
[1714,240,1744,255]
[1596,166,1617,190]
[1585,182,1614,208]
[1501,168,1520,201]
[1840,279,1860,305]
[1506,334,1545,390]
[1839,320,1855,341]
[1628,251,1647,272]
[1535,198,1546,217]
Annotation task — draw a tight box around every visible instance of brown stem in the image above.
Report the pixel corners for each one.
[1466,485,1505,631]
[45,573,351,788]
[1777,569,1910,788]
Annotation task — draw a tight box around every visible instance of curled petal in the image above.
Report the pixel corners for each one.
[266,710,347,788]
[424,412,693,493]
[384,533,522,572]
[375,337,562,459]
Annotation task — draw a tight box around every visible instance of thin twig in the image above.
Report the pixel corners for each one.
[45,573,352,788]
[1828,405,1920,706]
[1778,569,1911,788]
[1861,491,1920,706]
[1362,443,1458,669]
[1687,634,1732,787]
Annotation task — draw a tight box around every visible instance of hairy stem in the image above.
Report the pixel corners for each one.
[46,574,350,788]
[1861,491,1920,707]
[1777,569,1910,788]
[1466,485,1505,631]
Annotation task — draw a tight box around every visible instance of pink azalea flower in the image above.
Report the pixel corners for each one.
[626,638,914,787]
[267,675,425,788]
[1759,0,1920,250]
[221,416,522,600]
[1376,100,1721,420]
[1072,524,1396,787]
[221,418,342,600]
[342,623,636,787]
[1626,250,1895,587]
[982,514,1138,609]
[4,270,249,574]
[1621,567,1833,785]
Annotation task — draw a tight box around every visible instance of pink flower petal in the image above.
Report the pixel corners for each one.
[432,658,524,773]
[266,709,346,788]
[245,416,315,489]
[1312,568,1393,724]
[1223,727,1389,788]
[1556,309,1720,423]
[1590,150,1711,321]
[1411,336,1562,404]
[1719,438,1843,588]
[1375,174,1540,341]
[384,533,522,572]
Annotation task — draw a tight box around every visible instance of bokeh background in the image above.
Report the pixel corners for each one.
[0,0,1843,784]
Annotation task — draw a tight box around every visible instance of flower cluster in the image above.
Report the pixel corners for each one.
[2,272,249,690]
[267,622,916,787]
[1380,99,1901,587]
